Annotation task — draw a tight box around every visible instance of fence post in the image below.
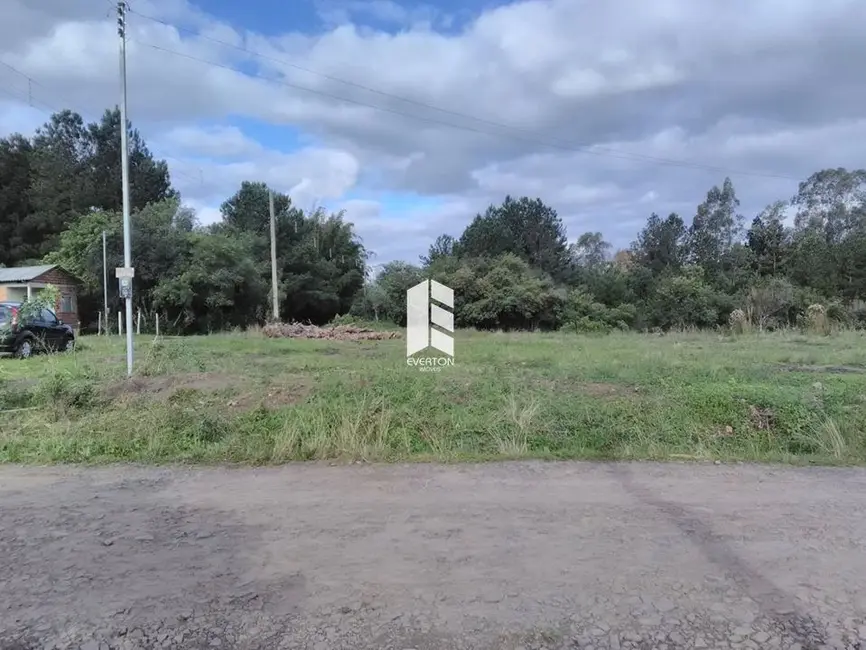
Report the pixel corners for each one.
[98,312,102,336]
[155,313,160,338]
[137,309,141,335]
[118,312,123,337]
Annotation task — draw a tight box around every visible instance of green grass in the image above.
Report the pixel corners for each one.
[1,329,866,465]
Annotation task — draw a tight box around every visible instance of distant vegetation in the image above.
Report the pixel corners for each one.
[2,107,865,334]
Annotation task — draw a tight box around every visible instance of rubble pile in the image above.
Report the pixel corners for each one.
[262,322,401,341]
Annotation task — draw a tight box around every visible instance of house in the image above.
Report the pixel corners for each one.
[0,265,82,325]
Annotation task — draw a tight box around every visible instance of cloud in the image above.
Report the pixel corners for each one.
[1,0,865,264]
[150,127,361,216]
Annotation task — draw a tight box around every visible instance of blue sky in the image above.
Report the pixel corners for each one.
[192,0,493,36]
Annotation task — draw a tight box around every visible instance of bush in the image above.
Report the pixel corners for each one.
[744,277,795,330]
[560,289,635,333]
[728,308,751,334]
[650,267,720,330]
[804,303,831,335]
[37,372,97,413]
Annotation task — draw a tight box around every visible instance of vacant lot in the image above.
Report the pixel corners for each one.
[1,329,866,464]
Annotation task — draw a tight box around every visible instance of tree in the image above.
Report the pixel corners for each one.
[374,261,424,326]
[279,208,366,323]
[220,181,292,235]
[631,212,687,275]
[570,232,611,270]
[0,134,35,265]
[458,196,570,279]
[27,110,92,258]
[0,108,175,268]
[350,282,389,322]
[420,234,456,266]
[650,267,721,330]
[747,201,790,277]
[85,108,176,213]
[459,254,563,330]
[688,177,743,277]
[46,199,195,328]
[153,231,268,333]
[793,168,866,243]
[787,227,837,297]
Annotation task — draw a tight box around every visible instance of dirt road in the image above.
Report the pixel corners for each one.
[1,462,865,650]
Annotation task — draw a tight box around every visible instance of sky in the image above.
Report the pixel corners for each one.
[1,0,865,266]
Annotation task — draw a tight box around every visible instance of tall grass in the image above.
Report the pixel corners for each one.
[1,330,866,465]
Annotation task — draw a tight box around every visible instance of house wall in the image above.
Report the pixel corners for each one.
[6,287,27,302]
[32,269,80,326]
[0,286,28,302]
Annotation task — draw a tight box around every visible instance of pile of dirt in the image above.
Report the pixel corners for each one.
[104,372,238,401]
[262,322,401,341]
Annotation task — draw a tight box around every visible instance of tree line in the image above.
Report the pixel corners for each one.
[0,109,366,333]
[2,107,865,334]
[354,172,866,333]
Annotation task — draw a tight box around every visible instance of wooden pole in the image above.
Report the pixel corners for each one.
[118,311,123,336]
[137,309,141,335]
[98,312,102,336]
[155,313,160,337]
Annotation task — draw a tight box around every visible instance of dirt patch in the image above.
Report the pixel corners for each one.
[227,379,314,411]
[104,372,238,402]
[578,381,639,399]
[776,363,866,374]
[104,373,314,412]
[262,322,401,341]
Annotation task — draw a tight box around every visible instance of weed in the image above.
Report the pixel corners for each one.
[2,329,866,465]
[140,338,206,376]
[36,371,97,414]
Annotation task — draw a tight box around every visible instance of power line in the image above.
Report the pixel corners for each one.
[127,8,800,182]
[0,58,205,187]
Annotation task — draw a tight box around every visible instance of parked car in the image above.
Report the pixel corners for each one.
[0,301,76,358]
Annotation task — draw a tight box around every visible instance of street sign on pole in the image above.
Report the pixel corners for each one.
[115,267,135,279]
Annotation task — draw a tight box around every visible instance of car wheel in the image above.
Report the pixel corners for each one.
[15,339,33,359]
[64,337,75,352]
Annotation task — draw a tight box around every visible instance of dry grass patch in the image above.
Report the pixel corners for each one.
[227,379,314,412]
[104,372,238,402]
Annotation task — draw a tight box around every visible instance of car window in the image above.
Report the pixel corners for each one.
[0,305,9,325]
[41,309,58,325]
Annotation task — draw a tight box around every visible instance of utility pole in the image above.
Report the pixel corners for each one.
[117,1,134,376]
[269,189,279,322]
[102,230,108,334]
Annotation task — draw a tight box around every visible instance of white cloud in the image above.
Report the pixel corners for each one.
[1,0,865,263]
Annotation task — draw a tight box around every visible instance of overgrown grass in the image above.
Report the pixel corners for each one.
[2,329,866,465]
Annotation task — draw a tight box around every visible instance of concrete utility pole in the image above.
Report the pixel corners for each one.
[102,230,108,334]
[269,189,279,322]
[117,1,134,376]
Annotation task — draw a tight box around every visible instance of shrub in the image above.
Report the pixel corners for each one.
[36,372,97,413]
[560,289,635,333]
[804,303,830,335]
[728,308,750,334]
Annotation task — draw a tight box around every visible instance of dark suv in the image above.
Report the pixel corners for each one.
[0,301,76,358]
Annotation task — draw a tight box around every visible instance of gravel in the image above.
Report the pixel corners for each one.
[1,461,865,649]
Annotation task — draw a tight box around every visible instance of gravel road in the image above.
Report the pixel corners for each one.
[1,461,865,650]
